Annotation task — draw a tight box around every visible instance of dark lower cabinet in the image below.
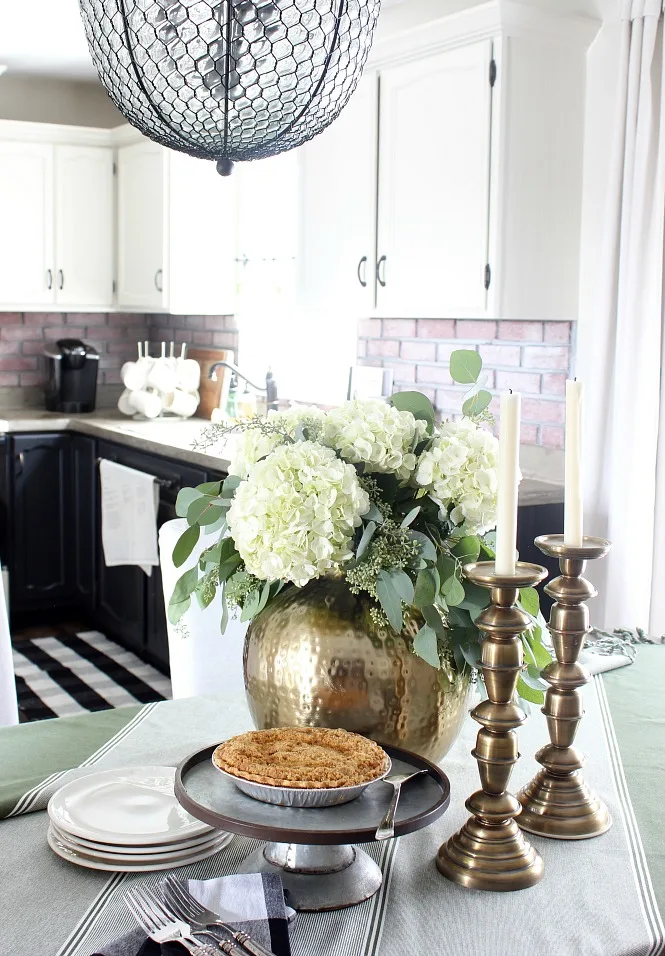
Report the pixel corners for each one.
[11,433,74,609]
[72,435,96,612]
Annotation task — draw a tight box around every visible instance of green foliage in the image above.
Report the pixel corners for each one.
[449,350,482,384]
[376,570,404,632]
[173,524,200,568]
[519,587,540,618]
[388,391,435,433]
[413,624,440,668]
[462,390,492,417]
[414,568,437,608]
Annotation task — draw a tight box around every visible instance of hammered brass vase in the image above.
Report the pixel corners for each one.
[243,575,471,763]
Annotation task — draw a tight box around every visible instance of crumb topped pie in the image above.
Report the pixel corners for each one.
[212,727,389,790]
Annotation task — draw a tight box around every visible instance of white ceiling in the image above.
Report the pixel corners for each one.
[0,0,96,79]
[0,0,619,82]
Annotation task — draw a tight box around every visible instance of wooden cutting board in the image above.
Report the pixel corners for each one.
[188,347,235,420]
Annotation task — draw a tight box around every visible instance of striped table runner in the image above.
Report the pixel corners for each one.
[0,649,662,956]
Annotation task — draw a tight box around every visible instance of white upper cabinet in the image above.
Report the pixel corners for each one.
[116,141,165,310]
[0,131,113,311]
[297,75,378,316]
[296,3,594,321]
[376,42,492,317]
[54,146,114,308]
[116,137,236,314]
[0,142,54,308]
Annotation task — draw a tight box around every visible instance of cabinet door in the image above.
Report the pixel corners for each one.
[297,75,378,317]
[11,434,73,607]
[71,434,96,611]
[376,42,493,317]
[0,142,54,307]
[54,146,114,308]
[117,141,165,309]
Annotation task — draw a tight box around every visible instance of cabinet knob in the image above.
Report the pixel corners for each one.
[376,255,387,288]
[58,270,64,291]
[154,268,163,293]
[46,269,52,290]
[16,451,24,474]
[357,256,368,288]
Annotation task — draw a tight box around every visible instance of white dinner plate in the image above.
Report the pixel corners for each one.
[47,826,234,872]
[49,821,227,857]
[48,766,213,846]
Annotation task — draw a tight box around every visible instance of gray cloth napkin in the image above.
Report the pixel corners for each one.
[92,873,292,956]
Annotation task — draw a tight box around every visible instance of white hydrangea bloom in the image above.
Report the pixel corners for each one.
[415,419,502,534]
[227,441,370,586]
[228,405,325,478]
[322,399,428,481]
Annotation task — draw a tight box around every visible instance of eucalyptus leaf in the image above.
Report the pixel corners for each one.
[376,571,404,633]
[219,554,242,583]
[414,568,437,608]
[442,575,465,607]
[356,521,377,561]
[524,631,553,669]
[437,553,457,585]
[400,506,421,528]
[480,532,496,558]
[449,349,482,384]
[517,676,545,705]
[176,487,203,519]
[240,588,261,622]
[196,480,223,496]
[413,624,440,668]
[364,504,384,524]
[255,579,272,616]
[187,496,220,525]
[389,391,435,433]
[460,642,481,668]
[422,604,446,637]
[222,475,242,497]
[171,567,199,604]
[452,535,481,567]
[204,514,227,536]
[462,389,492,418]
[459,581,489,618]
[387,569,415,605]
[519,587,540,618]
[408,530,437,564]
[195,580,215,610]
[173,524,200,568]
[167,597,190,626]
[197,503,226,527]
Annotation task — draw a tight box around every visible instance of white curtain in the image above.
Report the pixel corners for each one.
[578,0,665,634]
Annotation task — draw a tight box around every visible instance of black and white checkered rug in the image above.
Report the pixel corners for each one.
[12,630,172,722]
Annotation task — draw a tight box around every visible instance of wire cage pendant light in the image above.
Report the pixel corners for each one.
[79,0,381,174]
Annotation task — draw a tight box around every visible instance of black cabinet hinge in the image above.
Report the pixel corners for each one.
[489,59,497,87]
[484,263,491,290]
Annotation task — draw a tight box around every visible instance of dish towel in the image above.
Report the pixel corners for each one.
[91,873,292,956]
[99,459,159,577]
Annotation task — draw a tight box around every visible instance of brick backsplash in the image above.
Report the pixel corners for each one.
[358,318,573,449]
[0,311,237,393]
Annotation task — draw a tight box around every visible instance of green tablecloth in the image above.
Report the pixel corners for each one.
[0,649,663,956]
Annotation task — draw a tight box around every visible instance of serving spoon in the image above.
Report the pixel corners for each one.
[375,769,428,841]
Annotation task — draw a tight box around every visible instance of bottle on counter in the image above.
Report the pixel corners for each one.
[237,383,257,420]
[225,372,238,419]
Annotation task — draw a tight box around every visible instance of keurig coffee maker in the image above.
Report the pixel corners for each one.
[44,339,100,413]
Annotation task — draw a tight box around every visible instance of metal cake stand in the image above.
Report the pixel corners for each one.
[175,744,450,911]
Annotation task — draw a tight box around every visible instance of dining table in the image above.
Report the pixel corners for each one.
[0,645,663,956]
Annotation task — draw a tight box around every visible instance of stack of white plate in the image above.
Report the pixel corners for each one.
[47,766,233,872]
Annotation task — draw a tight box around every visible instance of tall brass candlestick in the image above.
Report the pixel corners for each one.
[436,561,548,892]
[518,534,612,839]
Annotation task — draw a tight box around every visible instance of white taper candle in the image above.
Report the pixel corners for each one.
[495,391,522,576]
[564,380,584,547]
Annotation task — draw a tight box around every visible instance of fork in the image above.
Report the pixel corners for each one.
[125,885,216,956]
[375,769,428,840]
[164,875,278,956]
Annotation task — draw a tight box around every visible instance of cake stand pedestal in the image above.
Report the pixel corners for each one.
[175,744,450,911]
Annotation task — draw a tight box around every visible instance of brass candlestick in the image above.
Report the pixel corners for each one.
[436,561,548,892]
[518,534,612,840]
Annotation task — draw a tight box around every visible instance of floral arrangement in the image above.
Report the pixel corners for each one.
[169,350,550,703]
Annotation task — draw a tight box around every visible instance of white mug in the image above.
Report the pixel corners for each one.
[129,389,163,419]
[117,388,134,416]
[147,358,178,394]
[176,358,201,392]
[163,389,199,418]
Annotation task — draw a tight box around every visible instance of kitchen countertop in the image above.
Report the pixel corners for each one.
[0,409,564,505]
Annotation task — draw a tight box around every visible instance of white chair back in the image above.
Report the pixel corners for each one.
[158,519,247,700]
[0,569,18,726]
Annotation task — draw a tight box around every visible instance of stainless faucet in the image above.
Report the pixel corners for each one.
[208,360,278,412]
